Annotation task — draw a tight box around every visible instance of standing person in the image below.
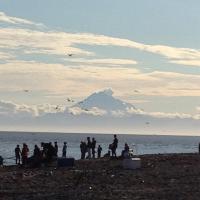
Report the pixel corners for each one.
[47,142,55,162]
[21,143,29,166]
[80,141,87,159]
[198,142,200,154]
[91,138,96,159]
[54,141,58,157]
[86,137,92,159]
[62,142,67,157]
[33,145,41,158]
[33,145,42,167]
[112,134,118,157]
[122,143,130,158]
[15,145,21,165]
[97,145,102,158]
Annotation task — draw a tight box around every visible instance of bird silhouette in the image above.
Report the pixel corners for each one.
[134,90,140,93]
[68,54,73,57]
[55,106,59,110]
[67,98,74,102]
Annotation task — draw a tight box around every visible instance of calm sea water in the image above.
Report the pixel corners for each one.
[0,131,199,165]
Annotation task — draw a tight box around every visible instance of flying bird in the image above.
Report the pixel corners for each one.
[145,122,150,125]
[68,54,73,57]
[23,90,29,93]
[67,98,74,102]
[55,105,59,110]
[134,90,140,93]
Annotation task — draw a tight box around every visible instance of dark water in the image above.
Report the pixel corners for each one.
[0,131,199,165]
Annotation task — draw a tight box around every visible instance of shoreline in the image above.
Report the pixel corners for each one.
[1,153,200,200]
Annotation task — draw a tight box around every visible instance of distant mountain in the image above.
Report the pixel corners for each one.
[73,88,136,112]
[1,89,200,135]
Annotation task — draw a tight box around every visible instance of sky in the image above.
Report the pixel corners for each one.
[1,1,200,133]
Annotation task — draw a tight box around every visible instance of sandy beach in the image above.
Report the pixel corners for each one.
[0,153,200,200]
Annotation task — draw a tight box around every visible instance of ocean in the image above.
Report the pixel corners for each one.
[0,131,199,165]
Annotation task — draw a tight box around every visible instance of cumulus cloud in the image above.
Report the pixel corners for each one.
[0,99,199,121]
[0,100,69,118]
[0,100,107,118]
[68,106,107,116]
[0,100,37,117]
[111,110,126,117]
[126,107,193,119]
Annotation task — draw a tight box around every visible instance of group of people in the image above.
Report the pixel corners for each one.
[79,134,122,160]
[14,141,68,166]
[12,134,131,167]
[80,137,103,159]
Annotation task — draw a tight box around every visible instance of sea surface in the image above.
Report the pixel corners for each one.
[0,131,200,165]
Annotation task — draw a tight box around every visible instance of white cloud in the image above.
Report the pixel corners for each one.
[0,100,68,118]
[111,110,126,117]
[65,58,137,66]
[0,99,199,121]
[0,51,15,60]
[68,106,107,116]
[170,59,200,66]
[126,107,193,119]
[0,100,107,118]
[0,12,45,28]
[196,106,200,112]
[1,60,200,101]
[1,24,200,66]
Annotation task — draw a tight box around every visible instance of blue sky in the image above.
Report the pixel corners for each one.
[2,0,200,47]
[1,0,200,118]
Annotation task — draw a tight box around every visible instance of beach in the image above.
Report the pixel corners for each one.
[1,153,200,200]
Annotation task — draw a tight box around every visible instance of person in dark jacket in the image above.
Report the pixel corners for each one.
[91,138,96,159]
[62,142,67,157]
[122,143,130,158]
[21,143,29,166]
[15,145,21,165]
[80,141,87,159]
[86,137,92,159]
[32,145,42,167]
[112,134,118,157]
[54,141,58,157]
[0,156,3,166]
[33,145,41,158]
[97,145,102,158]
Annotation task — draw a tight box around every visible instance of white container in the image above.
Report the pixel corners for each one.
[123,158,141,170]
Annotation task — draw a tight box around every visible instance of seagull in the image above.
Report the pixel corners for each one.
[23,90,29,92]
[145,122,150,125]
[67,98,74,102]
[134,90,140,93]
[68,54,73,57]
